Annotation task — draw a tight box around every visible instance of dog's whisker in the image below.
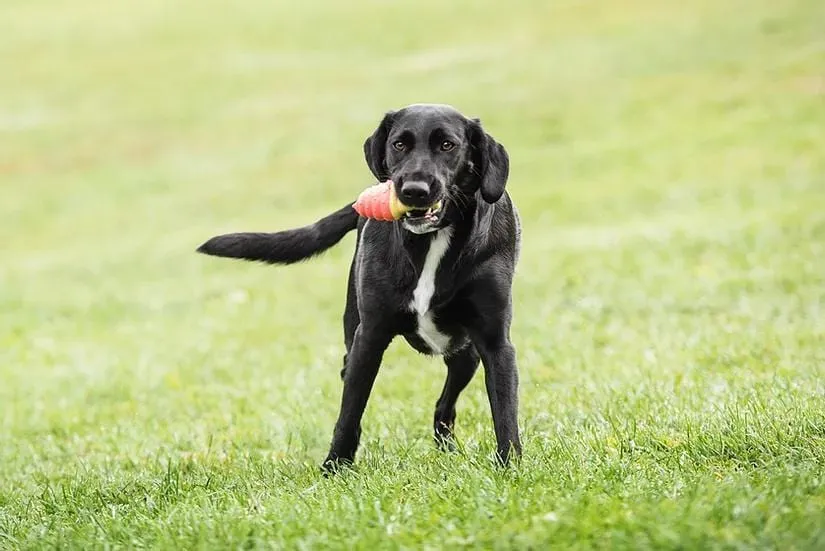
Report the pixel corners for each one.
[446,189,470,220]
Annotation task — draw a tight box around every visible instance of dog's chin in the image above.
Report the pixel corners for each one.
[400,200,446,234]
[402,219,439,234]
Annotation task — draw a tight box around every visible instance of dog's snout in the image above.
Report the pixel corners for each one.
[400,180,430,206]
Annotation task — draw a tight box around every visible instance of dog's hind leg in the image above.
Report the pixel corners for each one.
[433,343,480,450]
[341,256,360,380]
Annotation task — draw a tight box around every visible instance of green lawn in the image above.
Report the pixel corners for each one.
[2,0,825,548]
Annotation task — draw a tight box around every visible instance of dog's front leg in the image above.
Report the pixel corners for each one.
[322,323,392,472]
[473,333,522,466]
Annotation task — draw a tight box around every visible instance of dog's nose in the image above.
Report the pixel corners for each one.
[400,180,430,205]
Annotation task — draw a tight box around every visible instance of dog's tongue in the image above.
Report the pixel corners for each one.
[352,181,410,221]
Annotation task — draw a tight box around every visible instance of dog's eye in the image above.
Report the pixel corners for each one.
[392,141,406,152]
[440,140,456,152]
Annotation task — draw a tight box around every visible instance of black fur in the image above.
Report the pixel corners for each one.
[196,203,358,265]
[198,104,522,471]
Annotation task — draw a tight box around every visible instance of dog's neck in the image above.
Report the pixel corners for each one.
[393,190,489,275]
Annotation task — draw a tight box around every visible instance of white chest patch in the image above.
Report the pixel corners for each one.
[410,227,453,354]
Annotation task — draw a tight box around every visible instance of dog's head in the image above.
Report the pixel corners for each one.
[363,104,509,234]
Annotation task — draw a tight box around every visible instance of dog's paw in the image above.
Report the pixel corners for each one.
[320,456,353,477]
[433,421,457,453]
[494,443,523,468]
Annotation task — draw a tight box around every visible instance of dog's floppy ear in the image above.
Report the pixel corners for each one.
[363,111,396,181]
[468,119,510,203]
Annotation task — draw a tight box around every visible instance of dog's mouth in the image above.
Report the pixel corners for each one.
[401,200,444,234]
[404,201,442,221]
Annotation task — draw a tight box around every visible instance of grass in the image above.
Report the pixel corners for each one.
[2,0,825,548]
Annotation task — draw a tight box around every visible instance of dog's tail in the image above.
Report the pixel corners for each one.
[197,203,359,265]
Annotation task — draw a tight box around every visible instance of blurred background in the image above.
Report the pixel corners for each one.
[1,0,823,531]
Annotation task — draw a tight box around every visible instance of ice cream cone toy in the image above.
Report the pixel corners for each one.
[352,181,412,221]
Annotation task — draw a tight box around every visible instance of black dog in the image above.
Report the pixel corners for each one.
[198,104,521,471]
